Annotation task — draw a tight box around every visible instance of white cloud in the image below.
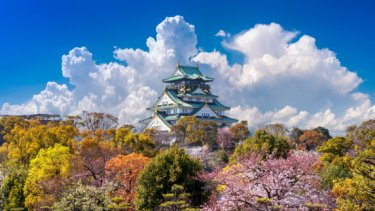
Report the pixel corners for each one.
[1,17,374,134]
[215,29,227,37]
[194,23,372,134]
[118,86,158,125]
[114,15,198,90]
[1,82,73,116]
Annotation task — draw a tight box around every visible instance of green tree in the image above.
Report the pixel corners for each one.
[313,126,332,140]
[159,184,198,211]
[319,156,352,189]
[231,129,291,161]
[135,147,207,210]
[24,144,73,209]
[317,137,354,188]
[171,117,219,149]
[0,163,27,210]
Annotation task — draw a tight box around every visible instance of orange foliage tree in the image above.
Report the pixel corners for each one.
[105,153,151,204]
[298,130,327,150]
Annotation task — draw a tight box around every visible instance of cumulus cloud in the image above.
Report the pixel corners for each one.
[1,17,374,134]
[1,16,198,127]
[194,23,373,134]
[194,23,363,112]
[114,15,197,90]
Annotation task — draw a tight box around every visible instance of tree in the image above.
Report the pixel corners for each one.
[0,116,29,145]
[289,127,304,147]
[80,111,119,132]
[52,181,121,210]
[216,127,232,150]
[130,131,157,157]
[298,130,326,151]
[24,144,73,209]
[203,151,335,210]
[114,127,156,157]
[231,129,291,161]
[72,139,118,187]
[313,126,332,140]
[200,121,219,149]
[135,147,207,210]
[317,137,353,163]
[263,123,288,138]
[171,117,219,149]
[159,184,198,211]
[316,137,354,188]
[0,118,79,210]
[0,162,27,210]
[318,156,352,189]
[105,153,150,205]
[333,143,375,210]
[230,121,250,143]
[0,123,78,165]
[0,116,29,137]
[346,119,375,151]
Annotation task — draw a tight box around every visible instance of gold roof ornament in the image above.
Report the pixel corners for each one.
[154,106,158,114]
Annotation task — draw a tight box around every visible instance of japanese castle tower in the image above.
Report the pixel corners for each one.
[141,64,238,131]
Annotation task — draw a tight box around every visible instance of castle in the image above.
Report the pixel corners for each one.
[141,64,238,131]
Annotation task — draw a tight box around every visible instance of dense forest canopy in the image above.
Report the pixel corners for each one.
[0,113,373,210]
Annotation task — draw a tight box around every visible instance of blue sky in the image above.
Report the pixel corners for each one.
[0,0,374,133]
[1,0,374,104]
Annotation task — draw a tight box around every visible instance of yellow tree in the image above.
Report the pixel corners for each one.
[332,140,375,210]
[114,127,156,157]
[1,124,78,165]
[24,144,73,209]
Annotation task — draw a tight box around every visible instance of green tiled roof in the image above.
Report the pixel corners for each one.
[163,115,181,121]
[157,113,172,128]
[211,99,230,110]
[196,116,238,124]
[163,65,214,83]
[166,90,193,107]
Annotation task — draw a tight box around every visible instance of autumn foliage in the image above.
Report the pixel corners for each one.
[0,113,373,210]
[105,153,150,204]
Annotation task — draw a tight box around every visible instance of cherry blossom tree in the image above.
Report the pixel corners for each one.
[216,127,232,150]
[202,151,335,210]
